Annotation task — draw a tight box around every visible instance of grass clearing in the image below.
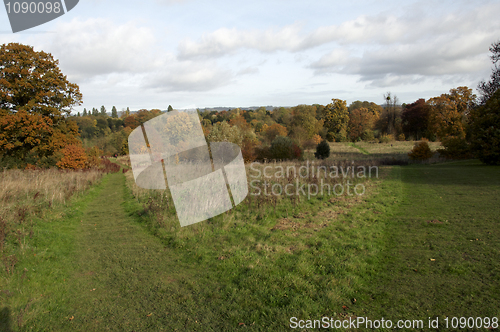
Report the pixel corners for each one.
[356,160,500,329]
[1,154,499,331]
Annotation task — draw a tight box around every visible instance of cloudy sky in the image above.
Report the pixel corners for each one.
[1,0,498,112]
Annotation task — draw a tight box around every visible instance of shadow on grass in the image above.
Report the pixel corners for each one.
[0,307,13,332]
[401,159,500,187]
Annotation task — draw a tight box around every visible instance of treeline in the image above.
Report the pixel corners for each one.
[1,41,499,169]
[73,83,478,163]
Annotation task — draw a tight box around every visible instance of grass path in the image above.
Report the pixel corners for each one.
[6,172,227,331]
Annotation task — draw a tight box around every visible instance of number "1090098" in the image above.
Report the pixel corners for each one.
[5,2,62,14]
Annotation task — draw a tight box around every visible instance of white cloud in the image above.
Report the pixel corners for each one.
[176,1,499,90]
[146,59,234,92]
[178,23,306,58]
[236,66,259,76]
[35,18,158,81]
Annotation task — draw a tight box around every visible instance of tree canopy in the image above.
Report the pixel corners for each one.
[0,43,83,168]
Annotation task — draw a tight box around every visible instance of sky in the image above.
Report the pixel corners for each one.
[1,0,499,113]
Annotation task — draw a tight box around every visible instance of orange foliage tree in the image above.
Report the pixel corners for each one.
[427,86,476,140]
[348,107,377,141]
[263,123,288,142]
[56,145,88,169]
[0,43,83,168]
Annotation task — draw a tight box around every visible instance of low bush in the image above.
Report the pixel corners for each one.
[408,139,434,160]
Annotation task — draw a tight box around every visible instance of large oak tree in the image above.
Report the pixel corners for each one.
[0,43,83,167]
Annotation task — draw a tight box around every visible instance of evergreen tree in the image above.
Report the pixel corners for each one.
[111,106,118,118]
[92,107,98,116]
[83,108,87,116]
[100,105,107,116]
[77,112,81,117]
[478,40,500,105]
[168,105,173,112]
[314,140,330,159]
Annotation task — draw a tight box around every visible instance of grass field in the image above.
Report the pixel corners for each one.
[304,141,444,164]
[1,144,499,331]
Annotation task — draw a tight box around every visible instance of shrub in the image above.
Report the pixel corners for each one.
[408,139,433,160]
[85,146,102,168]
[437,136,473,159]
[379,134,395,143]
[268,136,295,160]
[292,143,304,160]
[314,140,330,160]
[56,144,87,169]
[398,133,406,141]
[362,129,375,141]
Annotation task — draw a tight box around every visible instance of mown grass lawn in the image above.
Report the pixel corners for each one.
[356,160,500,330]
[1,159,499,331]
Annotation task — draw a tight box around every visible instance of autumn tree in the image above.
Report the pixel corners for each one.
[348,107,378,141]
[427,87,476,140]
[401,99,430,140]
[0,43,83,167]
[263,123,288,143]
[323,99,349,142]
[56,144,87,169]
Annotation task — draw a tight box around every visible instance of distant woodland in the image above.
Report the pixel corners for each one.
[1,41,499,168]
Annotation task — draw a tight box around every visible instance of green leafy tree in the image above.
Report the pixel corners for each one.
[100,105,107,116]
[470,89,500,165]
[269,136,294,160]
[478,40,500,105]
[206,121,242,146]
[289,105,323,143]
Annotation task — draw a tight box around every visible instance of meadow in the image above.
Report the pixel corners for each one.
[1,142,499,331]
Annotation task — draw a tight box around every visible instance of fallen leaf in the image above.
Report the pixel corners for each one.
[147,313,153,317]
[69,316,74,321]
[239,322,245,326]
[430,259,435,261]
